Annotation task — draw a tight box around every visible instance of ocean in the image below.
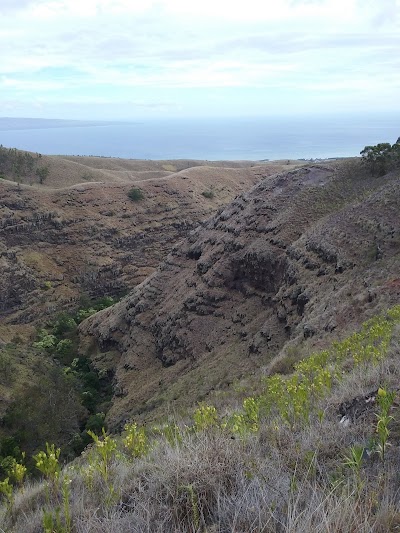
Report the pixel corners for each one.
[0,114,399,161]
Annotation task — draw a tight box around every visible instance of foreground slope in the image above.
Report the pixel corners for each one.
[80,163,400,428]
[4,309,400,532]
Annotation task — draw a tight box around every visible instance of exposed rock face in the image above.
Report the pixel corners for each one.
[80,164,400,428]
[0,162,277,326]
[338,389,379,426]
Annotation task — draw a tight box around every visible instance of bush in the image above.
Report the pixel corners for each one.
[128,188,144,201]
[85,413,106,434]
[201,190,214,199]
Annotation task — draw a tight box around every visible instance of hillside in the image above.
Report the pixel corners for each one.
[0,154,400,532]
[0,156,291,334]
[79,162,400,429]
[0,151,298,461]
[0,145,290,189]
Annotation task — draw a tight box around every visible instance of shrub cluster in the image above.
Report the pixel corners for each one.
[1,297,118,472]
[201,190,214,199]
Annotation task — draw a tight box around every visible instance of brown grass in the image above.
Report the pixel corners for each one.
[2,328,400,532]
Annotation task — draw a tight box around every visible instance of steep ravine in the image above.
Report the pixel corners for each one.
[0,163,277,330]
[79,164,400,428]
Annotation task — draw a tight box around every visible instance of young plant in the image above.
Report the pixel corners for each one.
[243,396,261,432]
[343,445,365,486]
[42,507,64,533]
[0,477,14,510]
[6,456,27,487]
[87,428,117,484]
[33,443,61,485]
[375,387,395,462]
[193,404,219,431]
[179,484,200,530]
[62,476,72,533]
[156,423,183,447]
[87,428,119,507]
[226,397,262,435]
[123,422,148,458]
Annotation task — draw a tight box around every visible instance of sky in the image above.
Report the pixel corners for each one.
[0,0,399,120]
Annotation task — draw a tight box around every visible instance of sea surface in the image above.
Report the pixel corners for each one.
[0,114,399,161]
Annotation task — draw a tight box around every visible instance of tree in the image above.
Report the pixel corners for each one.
[391,137,400,167]
[360,138,400,176]
[36,166,50,184]
[360,143,392,176]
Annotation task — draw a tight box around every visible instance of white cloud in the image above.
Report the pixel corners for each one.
[0,0,399,118]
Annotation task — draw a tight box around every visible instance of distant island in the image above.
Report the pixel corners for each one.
[0,117,139,131]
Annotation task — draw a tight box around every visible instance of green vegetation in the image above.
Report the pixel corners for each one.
[35,165,50,184]
[0,145,48,184]
[201,190,215,199]
[127,187,144,201]
[375,387,396,462]
[0,296,118,478]
[1,305,400,531]
[122,422,148,458]
[360,137,400,176]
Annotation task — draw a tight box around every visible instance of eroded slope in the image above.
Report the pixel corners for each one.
[1,162,287,330]
[79,164,400,428]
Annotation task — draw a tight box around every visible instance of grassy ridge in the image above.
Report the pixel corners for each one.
[1,305,400,532]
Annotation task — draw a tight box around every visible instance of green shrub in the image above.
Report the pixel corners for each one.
[33,330,57,353]
[128,188,144,201]
[85,413,106,434]
[55,339,74,359]
[53,314,77,336]
[75,308,96,323]
[33,443,61,483]
[201,190,214,199]
[193,404,219,431]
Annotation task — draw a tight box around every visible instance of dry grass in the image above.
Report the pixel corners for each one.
[4,149,298,190]
[2,325,400,532]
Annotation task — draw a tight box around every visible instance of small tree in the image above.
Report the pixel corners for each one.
[36,166,50,184]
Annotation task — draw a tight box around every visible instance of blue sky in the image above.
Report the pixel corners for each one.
[1,0,399,120]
